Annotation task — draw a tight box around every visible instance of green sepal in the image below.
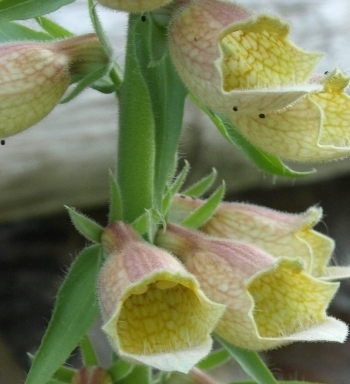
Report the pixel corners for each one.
[196,348,230,370]
[35,16,74,38]
[182,168,217,198]
[0,21,52,42]
[115,365,151,384]
[231,382,325,384]
[148,12,168,66]
[215,334,278,384]
[181,181,225,229]
[80,334,99,367]
[25,245,103,384]
[169,161,190,196]
[108,171,123,223]
[108,358,134,382]
[51,365,76,383]
[66,206,103,244]
[191,96,315,178]
[60,66,109,103]
[0,0,75,21]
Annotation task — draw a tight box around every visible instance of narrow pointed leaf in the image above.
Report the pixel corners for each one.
[35,16,74,38]
[108,359,134,381]
[52,366,75,382]
[182,181,225,229]
[0,21,52,42]
[0,0,75,21]
[66,206,103,243]
[169,160,190,196]
[182,168,217,198]
[215,334,278,384]
[80,335,99,366]
[25,245,103,384]
[196,348,230,370]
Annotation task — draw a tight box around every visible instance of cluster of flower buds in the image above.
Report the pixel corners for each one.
[0,34,108,139]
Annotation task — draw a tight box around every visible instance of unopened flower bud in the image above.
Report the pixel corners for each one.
[98,221,225,373]
[97,0,173,13]
[0,34,108,138]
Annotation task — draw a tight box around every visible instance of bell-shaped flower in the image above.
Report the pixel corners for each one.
[97,0,173,13]
[168,0,350,161]
[0,34,108,138]
[169,194,350,280]
[156,223,348,351]
[98,221,225,373]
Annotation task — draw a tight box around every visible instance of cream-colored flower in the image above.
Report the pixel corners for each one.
[169,194,350,280]
[98,222,225,373]
[97,0,173,13]
[156,223,348,350]
[168,0,350,161]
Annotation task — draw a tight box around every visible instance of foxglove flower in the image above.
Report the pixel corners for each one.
[169,195,350,280]
[0,34,108,138]
[97,0,173,12]
[98,222,225,373]
[168,0,350,161]
[156,223,348,350]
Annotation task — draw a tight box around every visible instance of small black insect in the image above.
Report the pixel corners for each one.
[1,139,5,145]
[232,106,238,111]
[259,113,266,119]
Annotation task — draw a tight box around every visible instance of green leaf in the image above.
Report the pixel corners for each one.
[0,0,75,21]
[182,168,217,197]
[230,382,325,384]
[108,359,134,381]
[51,365,75,383]
[60,66,109,103]
[80,334,99,366]
[169,161,190,196]
[117,14,155,223]
[191,96,315,178]
[66,206,103,243]
[181,181,225,229]
[135,14,187,208]
[25,245,103,384]
[215,334,278,384]
[35,16,74,38]
[196,348,230,370]
[116,365,151,384]
[109,171,123,223]
[0,21,52,42]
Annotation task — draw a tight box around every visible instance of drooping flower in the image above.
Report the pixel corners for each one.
[169,194,350,280]
[97,0,173,13]
[98,221,225,373]
[156,223,348,350]
[0,34,108,138]
[168,0,350,161]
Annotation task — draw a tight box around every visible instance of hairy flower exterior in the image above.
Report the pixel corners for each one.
[97,0,173,12]
[156,223,348,350]
[98,222,225,373]
[168,0,350,161]
[169,194,350,280]
[0,34,108,138]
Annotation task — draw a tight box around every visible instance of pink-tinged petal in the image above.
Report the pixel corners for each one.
[170,195,334,278]
[168,0,321,114]
[156,224,348,350]
[98,222,225,373]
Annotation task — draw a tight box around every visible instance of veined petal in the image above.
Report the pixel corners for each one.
[99,222,225,373]
[156,224,348,350]
[228,69,350,161]
[170,195,334,278]
[168,0,321,114]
